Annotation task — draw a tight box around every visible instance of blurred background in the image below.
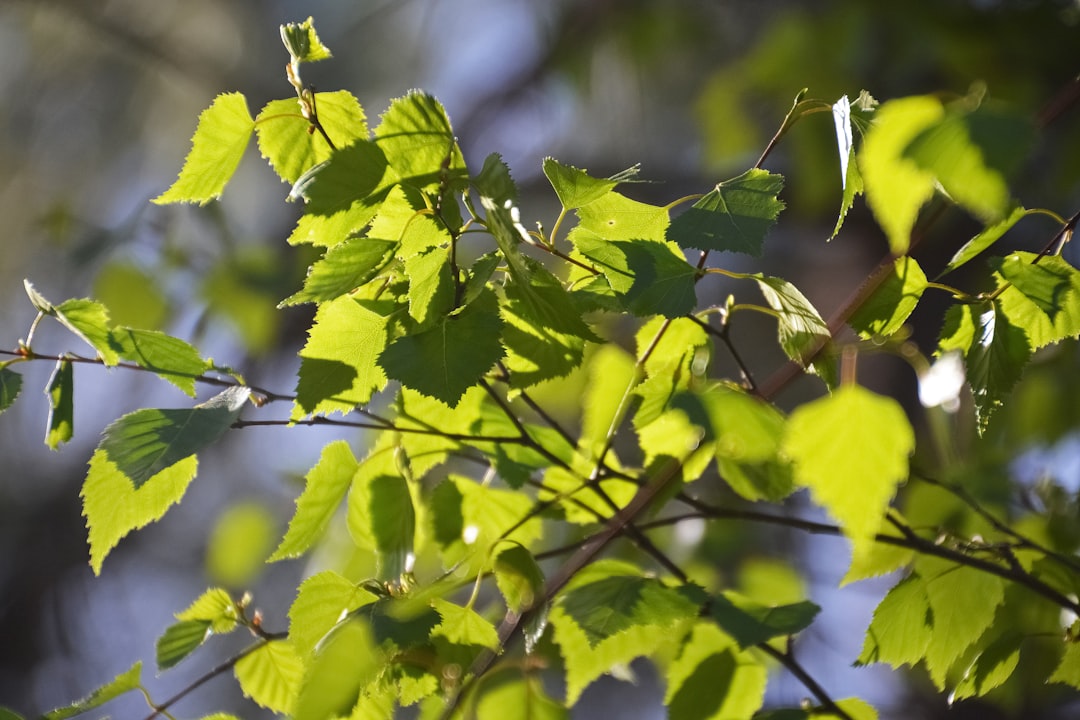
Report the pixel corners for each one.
[0,0,1078,718]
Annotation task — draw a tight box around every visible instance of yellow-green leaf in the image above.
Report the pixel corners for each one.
[234,640,304,714]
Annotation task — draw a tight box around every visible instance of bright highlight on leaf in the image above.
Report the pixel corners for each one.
[783,385,914,556]
[154,93,254,205]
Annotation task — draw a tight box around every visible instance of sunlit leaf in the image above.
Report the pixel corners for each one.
[281,237,398,306]
[154,93,254,205]
[572,232,698,317]
[98,386,249,489]
[271,440,358,561]
[667,169,785,256]
[430,598,500,650]
[293,620,381,720]
[292,296,391,418]
[0,368,22,414]
[664,621,767,720]
[42,662,142,720]
[751,274,834,384]
[783,385,913,557]
[995,253,1080,350]
[257,91,367,184]
[44,357,73,449]
[176,587,238,632]
[543,157,623,210]
[54,297,119,365]
[404,245,454,327]
[849,256,927,338]
[367,473,416,581]
[472,667,567,720]
[156,619,211,670]
[857,573,932,668]
[375,91,466,191]
[111,328,210,397]
[235,640,304,714]
[280,16,332,63]
[992,252,1080,321]
[952,631,1022,700]
[859,95,944,254]
[831,147,864,240]
[378,288,504,407]
[494,543,546,614]
[1049,641,1080,689]
[941,206,1028,276]
[82,450,198,574]
[288,571,377,659]
[577,191,669,242]
[559,574,704,647]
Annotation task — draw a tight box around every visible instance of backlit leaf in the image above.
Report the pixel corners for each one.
[93,262,168,331]
[293,620,381,720]
[667,169,785,256]
[859,95,944,255]
[111,328,210,397]
[751,274,834,384]
[176,587,238,631]
[543,157,622,209]
[494,543,545,614]
[44,358,73,449]
[378,289,504,407]
[367,473,416,581]
[472,668,567,720]
[783,385,913,557]
[156,619,211,670]
[404,245,454,327]
[849,256,927,338]
[952,631,1022,700]
[54,298,119,365]
[375,91,466,191]
[992,252,1080,321]
[580,344,638,459]
[664,621,766,720]
[559,574,703,646]
[82,450,198,574]
[271,440,359,561]
[42,662,142,720]
[256,91,367,184]
[235,640,304,714]
[994,253,1080,350]
[98,386,249,489]
[289,571,376,659]
[500,298,586,388]
[573,232,698,317]
[577,191,668,242]
[280,17,332,63]
[430,598,500,650]
[941,207,1028,276]
[154,93,254,205]
[857,573,932,668]
[0,368,22,414]
[293,297,390,418]
[1049,642,1080,689]
[281,237,398,306]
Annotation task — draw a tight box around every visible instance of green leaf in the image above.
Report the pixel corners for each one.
[994,253,1080,350]
[154,93,254,205]
[430,598,500,649]
[673,384,793,502]
[430,475,543,570]
[474,152,518,207]
[992,252,1080,321]
[207,502,276,587]
[905,104,1030,224]
[82,450,199,574]
[234,640,304,714]
[667,169,785,256]
[375,91,466,191]
[292,296,390,418]
[280,17,332,63]
[281,237,398,306]
[633,315,710,428]
[111,328,210,397]
[859,95,944,255]
[257,91,367,184]
[580,344,638,459]
[473,668,568,720]
[176,587,238,631]
[919,557,1005,688]
[500,298,587,388]
[368,184,447,257]
[543,157,622,210]
[378,288,504,407]
[574,233,698,317]
[857,573,932,668]
[44,358,73,450]
[664,621,767,720]
[942,206,1028,276]
[93,262,168,331]
[951,631,1022,700]
[0,708,25,720]
[849,256,927,338]
[751,274,834,383]
[576,191,669,242]
[0,367,22,414]
[1049,641,1080,688]
[288,571,376,659]
[287,140,394,246]
[831,147,864,240]
[156,619,211,670]
[938,301,1030,432]
[404,245,454,327]
[271,440,359,561]
[42,662,142,720]
[782,385,913,557]
[293,620,382,720]
[54,297,119,365]
[368,473,416,581]
[493,543,545,614]
[826,699,879,720]
[559,575,703,646]
[98,386,249,489]
[706,591,820,649]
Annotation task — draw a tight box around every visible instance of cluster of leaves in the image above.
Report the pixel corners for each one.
[2,17,1080,720]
